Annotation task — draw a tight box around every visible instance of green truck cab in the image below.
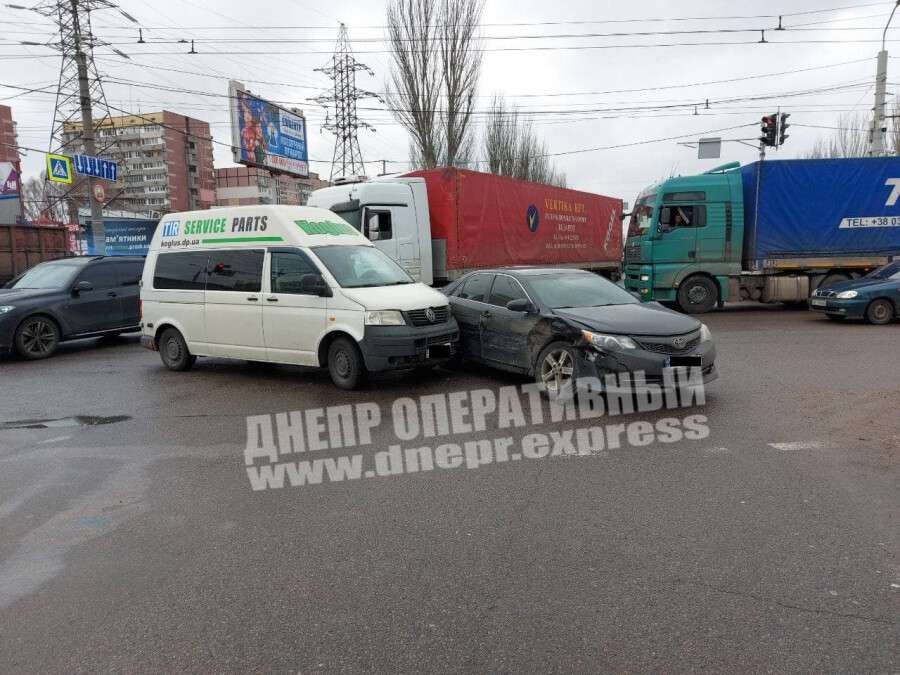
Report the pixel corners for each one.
[624,162,742,313]
[623,158,900,313]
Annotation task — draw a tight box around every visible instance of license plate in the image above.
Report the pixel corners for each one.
[670,355,702,368]
[426,343,452,359]
[811,299,827,307]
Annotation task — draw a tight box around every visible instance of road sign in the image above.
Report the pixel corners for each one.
[73,154,117,181]
[47,153,72,184]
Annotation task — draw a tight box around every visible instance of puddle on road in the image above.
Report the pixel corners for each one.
[0,415,131,430]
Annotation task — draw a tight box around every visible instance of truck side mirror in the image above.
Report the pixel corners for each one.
[366,212,381,241]
[300,273,332,297]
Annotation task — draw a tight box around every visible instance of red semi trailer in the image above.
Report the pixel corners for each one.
[307,168,622,285]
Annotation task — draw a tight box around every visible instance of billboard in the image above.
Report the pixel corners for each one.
[229,80,309,178]
[81,218,157,256]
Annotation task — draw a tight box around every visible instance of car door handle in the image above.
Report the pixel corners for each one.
[107,291,117,298]
[266,297,278,302]
[247,297,258,302]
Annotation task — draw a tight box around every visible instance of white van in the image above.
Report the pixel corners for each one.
[139,205,458,389]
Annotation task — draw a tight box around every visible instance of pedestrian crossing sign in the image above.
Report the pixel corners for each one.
[47,153,72,184]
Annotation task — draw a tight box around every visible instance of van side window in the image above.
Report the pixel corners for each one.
[364,209,393,241]
[271,251,320,294]
[207,251,264,293]
[153,252,209,290]
[659,204,706,229]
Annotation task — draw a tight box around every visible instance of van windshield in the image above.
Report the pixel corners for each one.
[313,245,414,288]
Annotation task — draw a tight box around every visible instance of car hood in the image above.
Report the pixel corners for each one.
[339,283,450,311]
[820,278,897,294]
[555,302,702,337]
[0,287,58,303]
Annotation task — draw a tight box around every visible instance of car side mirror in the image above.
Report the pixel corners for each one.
[506,298,535,313]
[72,280,93,294]
[300,273,332,297]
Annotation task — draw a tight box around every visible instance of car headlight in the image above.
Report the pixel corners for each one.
[365,310,406,326]
[0,305,14,315]
[699,323,712,342]
[581,330,637,351]
[836,290,858,299]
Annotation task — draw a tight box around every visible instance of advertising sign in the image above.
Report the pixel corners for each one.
[81,218,157,256]
[0,162,18,200]
[229,80,309,178]
[73,154,118,181]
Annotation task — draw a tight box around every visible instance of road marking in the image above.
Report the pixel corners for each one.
[38,435,72,444]
[767,441,825,451]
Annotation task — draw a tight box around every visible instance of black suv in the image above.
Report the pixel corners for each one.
[0,256,144,360]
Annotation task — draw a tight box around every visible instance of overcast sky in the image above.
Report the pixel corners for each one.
[2,0,893,202]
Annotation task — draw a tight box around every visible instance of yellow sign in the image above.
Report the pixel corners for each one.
[46,153,72,184]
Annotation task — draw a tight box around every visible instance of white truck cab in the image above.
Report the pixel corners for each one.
[140,205,457,389]
[307,176,436,285]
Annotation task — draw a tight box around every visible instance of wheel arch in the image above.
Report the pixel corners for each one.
[317,329,358,368]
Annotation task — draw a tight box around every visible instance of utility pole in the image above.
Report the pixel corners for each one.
[13,0,136,252]
[871,1,900,156]
[315,23,381,181]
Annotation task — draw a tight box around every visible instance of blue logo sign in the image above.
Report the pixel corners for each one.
[526,204,540,233]
[73,154,118,181]
[161,220,180,237]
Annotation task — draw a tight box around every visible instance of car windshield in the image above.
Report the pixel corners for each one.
[9,262,80,289]
[527,273,639,309]
[865,261,900,280]
[312,245,413,288]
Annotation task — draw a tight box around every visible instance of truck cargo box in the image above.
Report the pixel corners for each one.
[0,223,70,284]
[405,168,622,277]
[740,157,900,266]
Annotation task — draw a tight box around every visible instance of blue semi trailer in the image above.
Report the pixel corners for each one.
[624,157,900,312]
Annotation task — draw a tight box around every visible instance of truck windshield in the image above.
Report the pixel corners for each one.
[313,245,413,288]
[528,273,639,309]
[627,194,655,238]
[8,262,80,289]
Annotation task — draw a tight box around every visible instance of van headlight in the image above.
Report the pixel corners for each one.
[365,310,406,326]
[699,323,712,342]
[581,330,637,351]
[836,290,858,299]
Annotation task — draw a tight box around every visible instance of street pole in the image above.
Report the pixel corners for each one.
[70,0,105,254]
[871,1,900,156]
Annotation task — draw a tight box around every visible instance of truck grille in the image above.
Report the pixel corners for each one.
[636,332,701,355]
[407,305,450,326]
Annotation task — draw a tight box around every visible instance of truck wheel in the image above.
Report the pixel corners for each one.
[14,315,60,360]
[865,299,895,325]
[677,276,718,314]
[159,328,196,371]
[328,337,367,389]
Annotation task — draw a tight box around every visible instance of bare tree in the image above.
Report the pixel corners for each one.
[386,0,483,168]
[21,172,68,222]
[804,112,869,158]
[483,94,567,187]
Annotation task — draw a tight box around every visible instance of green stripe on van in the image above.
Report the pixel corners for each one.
[200,236,284,244]
[295,219,357,236]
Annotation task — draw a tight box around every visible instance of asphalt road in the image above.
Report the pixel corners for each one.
[0,306,898,673]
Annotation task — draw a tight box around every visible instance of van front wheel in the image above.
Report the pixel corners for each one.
[328,337,367,389]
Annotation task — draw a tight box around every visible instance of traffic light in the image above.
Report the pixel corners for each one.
[777,112,790,146]
[760,115,777,147]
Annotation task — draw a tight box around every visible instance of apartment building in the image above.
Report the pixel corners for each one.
[215,166,330,207]
[0,105,18,164]
[62,111,216,217]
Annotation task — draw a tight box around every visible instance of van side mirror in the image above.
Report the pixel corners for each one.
[506,298,535,313]
[72,280,93,294]
[300,273,332,297]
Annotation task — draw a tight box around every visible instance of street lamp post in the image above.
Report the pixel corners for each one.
[872,1,900,156]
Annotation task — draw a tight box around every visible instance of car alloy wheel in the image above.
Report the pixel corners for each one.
[540,347,575,397]
[16,317,59,359]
